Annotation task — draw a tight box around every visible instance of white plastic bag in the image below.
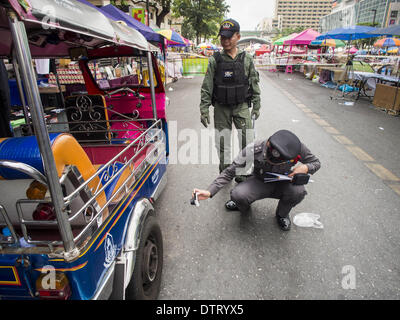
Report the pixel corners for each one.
[293,212,323,229]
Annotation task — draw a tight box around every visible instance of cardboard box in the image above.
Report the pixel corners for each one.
[373,83,400,112]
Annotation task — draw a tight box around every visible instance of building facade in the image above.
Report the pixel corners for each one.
[320,0,400,33]
[386,2,400,25]
[272,0,332,31]
[257,17,274,32]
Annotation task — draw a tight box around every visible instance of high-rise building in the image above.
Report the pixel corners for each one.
[272,0,332,31]
[257,18,274,32]
[320,0,400,33]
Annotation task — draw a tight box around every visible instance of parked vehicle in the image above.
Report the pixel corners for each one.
[0,0,168,300]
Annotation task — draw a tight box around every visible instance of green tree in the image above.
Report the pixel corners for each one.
[172,0,229,44]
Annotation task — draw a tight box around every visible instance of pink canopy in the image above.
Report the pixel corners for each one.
[284,29,321,45]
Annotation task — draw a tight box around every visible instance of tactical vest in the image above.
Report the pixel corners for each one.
[212,51,251,106]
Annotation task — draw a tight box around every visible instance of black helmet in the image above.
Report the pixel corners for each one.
[267,130,301,164]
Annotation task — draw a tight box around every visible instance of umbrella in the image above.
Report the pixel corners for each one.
[310,39,345,47]
[367,24,400,36]
[157,29,185,44]
[349,47,358,54]
[197,43,217,50]
[387,46,399,53]
[373,37,400,47]
[316,26,378,41]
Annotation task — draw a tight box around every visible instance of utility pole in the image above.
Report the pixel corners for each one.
[146,0,150,26]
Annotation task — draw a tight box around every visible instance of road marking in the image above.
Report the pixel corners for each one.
[345,146,375,162]
[323,126,341,135]
[307,113,321,119]
[313,118,331,127]
[332,135,353,145]
[364,163,400,182]
[296,103,307,109]
[266,74,400,198]
[389,184,400,196]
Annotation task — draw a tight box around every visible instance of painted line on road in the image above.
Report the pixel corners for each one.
[332,135,354,145]
[323,126,341,135]
[345,146,375,162]
[364,163,400,182]
[306,112,321,119]
[388,184,400,196]
[313,118,331,127]
[266,73,400,197]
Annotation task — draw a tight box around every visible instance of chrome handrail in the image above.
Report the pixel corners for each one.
[67,127,163,223]
[0,160,47,185]
[64,119,162,203]
[73,139,165,244]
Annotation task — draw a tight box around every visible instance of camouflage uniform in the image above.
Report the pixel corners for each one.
[199,49,261,173]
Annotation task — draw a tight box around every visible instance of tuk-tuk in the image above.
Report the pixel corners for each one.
[0,0,167,300]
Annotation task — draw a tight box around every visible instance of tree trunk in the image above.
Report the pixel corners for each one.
[156,6,170,28]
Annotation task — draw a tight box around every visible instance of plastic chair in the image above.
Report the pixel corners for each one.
[285,65,293,74]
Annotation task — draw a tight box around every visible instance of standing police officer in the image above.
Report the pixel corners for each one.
[193,130,321,231]
[199,19,261,177]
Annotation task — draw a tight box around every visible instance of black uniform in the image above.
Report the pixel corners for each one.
[207,132,321,218]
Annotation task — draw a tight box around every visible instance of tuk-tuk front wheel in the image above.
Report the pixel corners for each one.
[126,215,163,300]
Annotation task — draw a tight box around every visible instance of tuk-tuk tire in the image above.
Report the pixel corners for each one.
[125,215,163,300]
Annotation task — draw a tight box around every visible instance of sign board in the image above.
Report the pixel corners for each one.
[131,7,146,25]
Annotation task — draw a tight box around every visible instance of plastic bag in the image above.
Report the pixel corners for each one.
[293,212,323,229]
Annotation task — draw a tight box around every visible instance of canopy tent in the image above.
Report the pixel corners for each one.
[273,33,298,46]
[284,29,320,45]
[95,4,162,43]
[255,44,271,56]
[316,26,378,40]
[367,24,400,36]
[167,37,193,47]
[156,29,185,45]
[373,37,400,47]
[310,39,345,47]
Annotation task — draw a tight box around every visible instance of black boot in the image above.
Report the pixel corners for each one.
[276,215,291,231]
[225,200,239,211]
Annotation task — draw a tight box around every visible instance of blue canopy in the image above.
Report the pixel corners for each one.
[316,26,379,41]
[98,5,162,43]
[76,0,162,42]
[367,24,400,36]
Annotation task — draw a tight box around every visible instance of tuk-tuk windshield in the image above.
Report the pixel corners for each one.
[88,56,158,91]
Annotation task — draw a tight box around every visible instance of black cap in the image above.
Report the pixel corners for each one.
[218,19,240,38]
[268,130,301,160]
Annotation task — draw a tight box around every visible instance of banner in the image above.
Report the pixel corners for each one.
[131,7,146,24]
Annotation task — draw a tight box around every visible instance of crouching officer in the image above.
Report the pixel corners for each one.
[193,130,321,231]
[199,18,261,176]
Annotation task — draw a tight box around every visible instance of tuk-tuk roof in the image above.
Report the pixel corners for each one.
[0,0,151,58]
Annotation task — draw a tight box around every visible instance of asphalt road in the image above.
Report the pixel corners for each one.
[154,70,400,300]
